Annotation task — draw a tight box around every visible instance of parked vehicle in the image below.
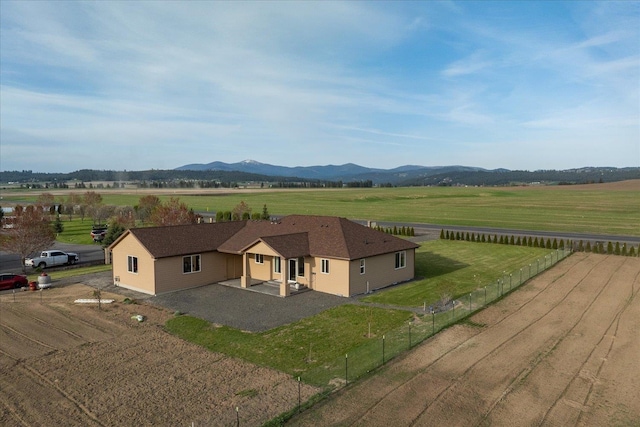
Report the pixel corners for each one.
[24,250,79,269]
[0,273,28,290]
[91,225,108,242]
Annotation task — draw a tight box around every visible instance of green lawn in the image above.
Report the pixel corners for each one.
[362,240,551,307]
[55,217,102,245]
[165,304,413,383]
[26,264,112,282]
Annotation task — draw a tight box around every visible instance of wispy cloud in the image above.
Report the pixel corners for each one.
[1,1,638,172]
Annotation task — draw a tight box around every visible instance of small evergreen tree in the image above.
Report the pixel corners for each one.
[585,241,591,252]
[449,231,455,240]
[440,229,445,239]
[445,230,450,239]
[533,237,539,248]
[261,204,270,220]
[552,238,558,249]
[516,236,522,246]
[455,231,460,240]
[559,240,565,250]
[53,215,64,234]
[607,241,614,254]
[621,243,627,256]
[481,234,486,243]
[578,240,584,251]
[509,235,515,245]
[223,211,232,221]
[614,242,620,255]
[546,238,552,249]
[629,246,636,257]
[465,232,470,241]
[215,211,224,222]
[499,235,505,244]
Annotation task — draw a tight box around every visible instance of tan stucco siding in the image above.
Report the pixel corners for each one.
[248,241,279,257]
[348,249,416,296]
[245,252,274,281]
[154,252,228,294]
[111,234,156,295]
[311,257,351,296]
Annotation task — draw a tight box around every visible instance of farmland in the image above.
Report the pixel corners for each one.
[1,181,638,425]
[2,180,639,236]
[0,285,320,426]
[289,253,640,426]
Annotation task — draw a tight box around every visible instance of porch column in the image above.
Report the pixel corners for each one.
[241,252,250,288]
[280,258,290,297]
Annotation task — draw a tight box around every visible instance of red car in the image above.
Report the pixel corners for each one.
[0,273,29,290]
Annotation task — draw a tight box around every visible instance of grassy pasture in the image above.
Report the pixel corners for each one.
[4,182,638,235]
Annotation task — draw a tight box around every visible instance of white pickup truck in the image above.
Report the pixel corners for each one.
[25,250,79,269]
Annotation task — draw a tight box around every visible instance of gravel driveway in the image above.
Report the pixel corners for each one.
[74,271,351,332]
[150,283,351,332]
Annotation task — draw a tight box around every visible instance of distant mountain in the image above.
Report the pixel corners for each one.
[2,162,637,187]
[175,160,485,184]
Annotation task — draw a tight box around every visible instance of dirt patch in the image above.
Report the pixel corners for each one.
[0,284,320,426]
[288,253,640,426]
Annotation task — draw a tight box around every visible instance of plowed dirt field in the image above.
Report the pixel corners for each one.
[289,253,640,426]
[0,284,319,426]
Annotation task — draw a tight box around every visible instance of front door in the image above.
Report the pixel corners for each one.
[288,259,297,282]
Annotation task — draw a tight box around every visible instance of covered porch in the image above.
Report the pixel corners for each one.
[218,278,310,297]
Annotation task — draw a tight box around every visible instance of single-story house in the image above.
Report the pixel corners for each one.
[109,215,419,297]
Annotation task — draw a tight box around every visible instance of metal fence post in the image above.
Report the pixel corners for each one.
[382,336,385,365]
[345,354,348,385]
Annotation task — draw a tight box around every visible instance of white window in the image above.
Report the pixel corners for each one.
[183,255,201,274]
[395,251,406,269]
[127,256,138,273]
[274,256,281,273]
[360,259,365,275]
[297,257,305,277]
[255,254,264,264]
[321,259,330,274]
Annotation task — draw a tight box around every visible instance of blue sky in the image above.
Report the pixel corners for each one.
[1,1,638,173]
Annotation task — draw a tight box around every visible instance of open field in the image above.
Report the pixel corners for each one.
[0,285,320,426]
[3,180,640,236]
[288,253,640,426]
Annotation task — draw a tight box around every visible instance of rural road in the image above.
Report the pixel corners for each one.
[369,220,640,246]
[0,242,105,275]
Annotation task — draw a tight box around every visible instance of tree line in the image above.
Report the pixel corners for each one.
[0,192,272,272]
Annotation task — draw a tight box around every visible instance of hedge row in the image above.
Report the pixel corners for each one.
[440,229,638,257]
[375,225,415,236]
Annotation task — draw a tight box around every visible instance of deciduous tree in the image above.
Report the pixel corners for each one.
[136,195,161,224]
[0,205,56,273]
[150,197,196,226]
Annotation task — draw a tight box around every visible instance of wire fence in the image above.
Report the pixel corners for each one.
[302,248,573,387]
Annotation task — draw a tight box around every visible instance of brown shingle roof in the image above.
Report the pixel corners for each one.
[219,215,418,260]
[125,221,247,258]
[117,215,418,260]
[251,232,310,259]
